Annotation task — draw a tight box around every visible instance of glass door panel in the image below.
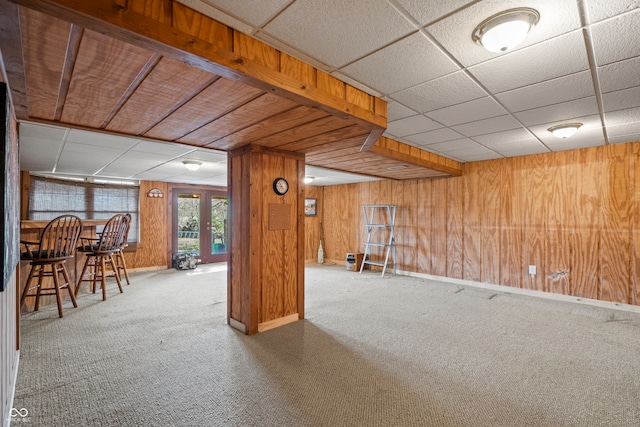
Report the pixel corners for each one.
[173,189,228,265]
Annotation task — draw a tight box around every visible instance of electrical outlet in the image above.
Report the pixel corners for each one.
[528,265,536,275]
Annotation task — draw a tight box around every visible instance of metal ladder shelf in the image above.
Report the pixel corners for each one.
[359,205,397,277]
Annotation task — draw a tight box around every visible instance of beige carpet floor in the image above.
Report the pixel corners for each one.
[10,263,640,426]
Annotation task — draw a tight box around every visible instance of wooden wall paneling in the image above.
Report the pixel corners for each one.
[599,143,631,303]
[20,8,71,120]
[572,147,600,300]
[355,182,370,259]
[402,180,419,273]
[130,181,169,269]
[283,156,300,316]
[462,163,482,282]
[261,154,286,323]
[480,160,501,285]
[500,159,522,288]
[367,180,392,267]
[172,1,233,50]
[632,142,640,305]
[228,150,250,324]
[520,154,547,291]
[415,179,432,275]
[390,180,405,271]
[304,185,321,261]
[546,151,573,295]
[431,178,448,277]
[446,176,463,279]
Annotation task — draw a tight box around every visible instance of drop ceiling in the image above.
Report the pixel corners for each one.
[5,0,640,187]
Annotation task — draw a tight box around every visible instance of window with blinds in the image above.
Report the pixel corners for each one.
[28,176,140,243]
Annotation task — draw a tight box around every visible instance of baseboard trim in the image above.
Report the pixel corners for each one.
[395,269,640,314]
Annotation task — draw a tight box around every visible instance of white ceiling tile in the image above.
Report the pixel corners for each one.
[598,56,640,93]
[605,106,640,127]
[606,121,640,138]
[19,140,61,172]
[609,133,640,144]
[427,138,477,152]
[386,114,441,137]
[394,0,475,26]
[587,0,640,22]
[390,71,486,113]
[66,129,139,149]
[340,32,458,95]
[262,0,415,68]
[404,128,463,146]
[590,8,640,66]
[131,140,196,156]
[426,0,583,68]
[469,31,589,94]
[19,122,67,141]
[385,100,417,122]
[515,97,600,126]
[496,70,595,112]
[472,128,537,147]
[602,86,640,112]
[452,115,522,137]
[426,97,507,126]
[443,144,502,162]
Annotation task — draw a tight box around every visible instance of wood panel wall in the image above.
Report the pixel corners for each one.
[311,142,640,307]
[124,180,170,270]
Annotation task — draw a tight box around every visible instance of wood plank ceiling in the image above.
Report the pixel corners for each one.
[1,0,461,181]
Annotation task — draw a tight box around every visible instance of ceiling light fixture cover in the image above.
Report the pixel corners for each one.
[303,176,315,184]
[548,123,583,138]
[472,8,540,53]
[182,160,203,171]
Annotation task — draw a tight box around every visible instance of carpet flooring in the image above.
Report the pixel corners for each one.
[11,263,640,426]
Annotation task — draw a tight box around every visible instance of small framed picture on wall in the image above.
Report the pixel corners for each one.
[305,198,317,216]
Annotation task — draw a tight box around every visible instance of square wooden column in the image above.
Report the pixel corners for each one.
[227,145,305,335]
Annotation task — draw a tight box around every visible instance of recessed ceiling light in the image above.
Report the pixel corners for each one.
[387,165,408,170]
[472,8,539,53]
[548,123,583,138]
[182,160,202,171]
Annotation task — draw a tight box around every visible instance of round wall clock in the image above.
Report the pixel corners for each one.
[273,177,289,195]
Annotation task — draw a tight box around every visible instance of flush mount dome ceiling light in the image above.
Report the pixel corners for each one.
[182,160,202,171]
[548,123,583,138]
[472,8,539,53]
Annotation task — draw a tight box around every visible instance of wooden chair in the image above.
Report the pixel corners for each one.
[76,213,129,301]
[113,213,132,286]
[20,215,83,318]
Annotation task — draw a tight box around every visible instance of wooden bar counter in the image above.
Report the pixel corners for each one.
[19,219,108,313]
